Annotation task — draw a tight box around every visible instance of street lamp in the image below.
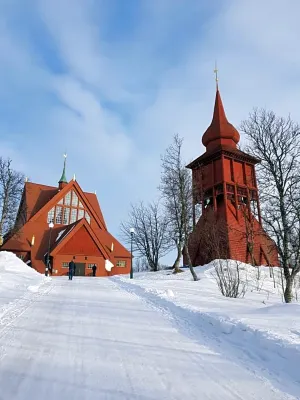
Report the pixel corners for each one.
[46,222,54,276]
[130,227,135,279]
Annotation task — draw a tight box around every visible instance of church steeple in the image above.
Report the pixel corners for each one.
[202,88,240,152]
[58,154,68,190]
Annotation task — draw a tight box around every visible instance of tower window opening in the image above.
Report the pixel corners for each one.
[216,194,224,206]
[237,187,247,196]
[238,196,248,205]
[215,184,223,195]
[226,184,235,194]
[227,194,235,206]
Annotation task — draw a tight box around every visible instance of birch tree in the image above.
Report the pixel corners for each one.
[159,134,198,281]
[241,109,300,303]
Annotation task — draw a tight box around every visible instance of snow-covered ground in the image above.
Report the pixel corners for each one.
[116,261,300,398]
[119,261,300,347]
[0,252,299,399]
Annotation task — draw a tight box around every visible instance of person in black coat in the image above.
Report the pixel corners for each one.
[68,260,75,280]
[92,264,97,277]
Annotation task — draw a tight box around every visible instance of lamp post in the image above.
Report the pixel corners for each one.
[46,222,54,276]
[130,228,135,279]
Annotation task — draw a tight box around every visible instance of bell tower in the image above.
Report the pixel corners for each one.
[186,85,278,266]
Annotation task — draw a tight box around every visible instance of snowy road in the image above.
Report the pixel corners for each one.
[0,277,297,400]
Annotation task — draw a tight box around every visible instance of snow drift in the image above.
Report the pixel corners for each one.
[0,251,47,314]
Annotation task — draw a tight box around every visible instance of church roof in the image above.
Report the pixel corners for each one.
[202,89,240,152]
[23,182,106,228]
[25,182,58,220]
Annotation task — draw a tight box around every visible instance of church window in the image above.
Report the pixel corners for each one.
[55,206,63,224]
[46,190,92,226]
[63,207,70,225]
[64,192,71,206]
[87,263,97,269]
[116,260,126,267]
[62,262,69,268]
[70,208,77,224]
[47,207,55,223]
[78,209,84,220]
[72,191,78,207]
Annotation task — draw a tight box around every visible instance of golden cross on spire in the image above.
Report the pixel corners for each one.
[214,61,219,89]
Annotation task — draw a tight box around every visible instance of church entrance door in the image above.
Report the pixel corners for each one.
[75,263,85,276]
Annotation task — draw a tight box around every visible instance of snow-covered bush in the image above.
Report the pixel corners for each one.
[212,259,247,298]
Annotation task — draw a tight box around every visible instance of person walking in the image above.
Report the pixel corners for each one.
[68,259,75,280]
[92,264,97,277]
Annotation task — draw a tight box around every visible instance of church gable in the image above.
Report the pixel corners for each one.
[46,189,91,227]
[58,225,103,256]
[30,180,106,232]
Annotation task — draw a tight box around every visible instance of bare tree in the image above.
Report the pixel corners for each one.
[0,157,25,244]
[134,257,149,272]
[240,109,300,303]
[159,134,198,281]
[121,201,171,272]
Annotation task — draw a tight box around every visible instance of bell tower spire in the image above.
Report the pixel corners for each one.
[202,86,240,152]
[58,153,68,190]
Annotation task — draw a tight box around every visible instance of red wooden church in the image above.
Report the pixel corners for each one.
[1,158,131,276]
[186,86,278,267]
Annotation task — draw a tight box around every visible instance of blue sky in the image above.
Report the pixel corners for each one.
[1,0,300,265]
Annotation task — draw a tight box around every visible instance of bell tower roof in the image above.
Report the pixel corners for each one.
[202,89,240,152]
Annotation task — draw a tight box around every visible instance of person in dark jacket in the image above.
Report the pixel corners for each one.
[92,264,97,277]
[68,260,75,280]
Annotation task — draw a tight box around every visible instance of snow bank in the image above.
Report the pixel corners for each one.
[119,260,300,357]
[0,251,47,313]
